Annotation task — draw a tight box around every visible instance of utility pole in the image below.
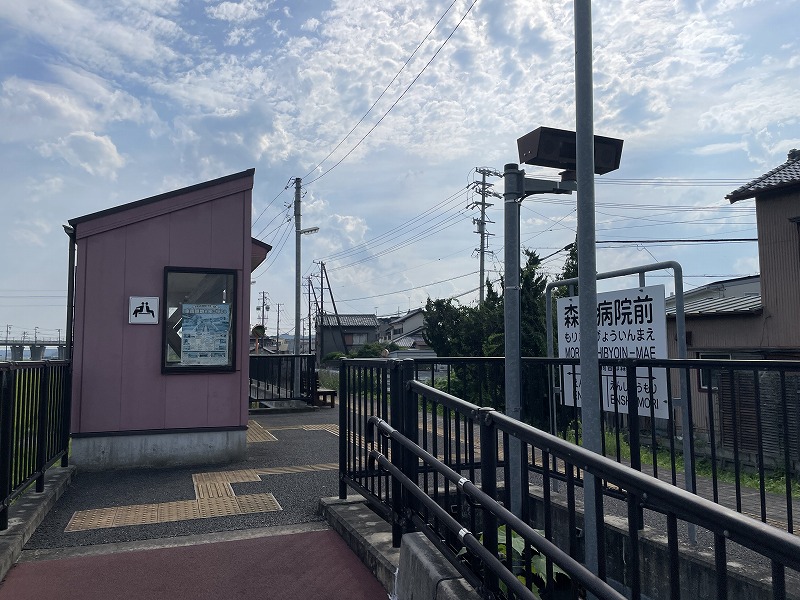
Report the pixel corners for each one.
[319,261,325,361]
[470,168,502,305]
[275,303,283,352]
[257,291,270,331]
[294,177,302,360]
[307,276,313,355]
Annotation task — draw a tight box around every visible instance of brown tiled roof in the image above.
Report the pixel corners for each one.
[726,150,800,203]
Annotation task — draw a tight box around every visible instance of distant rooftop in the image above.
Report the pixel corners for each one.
[320,314,378,328]
[726,149,800,203]
[666,294,762,317]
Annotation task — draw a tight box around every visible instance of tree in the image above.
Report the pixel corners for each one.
[519,249,549,358]
[423,250,547,359]
[251,325,265,354]
[422,298,465,357]
[554,236,578,298]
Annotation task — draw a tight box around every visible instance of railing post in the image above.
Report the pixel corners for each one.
[401,359,418,533]
[61,364,72,468]
[35,363,50,493]
[389,360,403,546]
[626,359,643,530]
[0,368,14,530]
[338,360,348,499]
[479,407,499,596]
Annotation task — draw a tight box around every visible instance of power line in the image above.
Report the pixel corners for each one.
[320,185,469,262]
[304,0,482,186]
[597,238,757,244]
[301,0,461,182]
[339,270,479,302]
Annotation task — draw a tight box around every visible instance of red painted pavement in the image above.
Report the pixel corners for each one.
[0,529,388,600]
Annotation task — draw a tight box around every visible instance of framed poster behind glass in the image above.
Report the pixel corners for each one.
[162,267,237,373]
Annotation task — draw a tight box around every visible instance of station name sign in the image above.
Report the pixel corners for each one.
[556,284,669,419]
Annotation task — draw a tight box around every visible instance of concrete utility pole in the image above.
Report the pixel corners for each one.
[275,303,283,351]
[471,168,502,305]
[294,177,302,361]
[257,291,269,329]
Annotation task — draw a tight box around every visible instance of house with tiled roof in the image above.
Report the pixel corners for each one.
[663,150,800,451]
[664,149,800,361]
[316,313,379,361]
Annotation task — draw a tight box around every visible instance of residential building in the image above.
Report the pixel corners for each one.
[316,313,379,361]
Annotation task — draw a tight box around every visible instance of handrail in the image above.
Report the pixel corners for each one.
[369,415,627,600]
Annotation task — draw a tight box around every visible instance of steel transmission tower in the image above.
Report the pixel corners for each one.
[470,167,502,305]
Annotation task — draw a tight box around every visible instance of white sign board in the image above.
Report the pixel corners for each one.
[129,296,159,324]
[556,285,669,419]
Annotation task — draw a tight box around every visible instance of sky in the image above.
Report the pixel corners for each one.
[1,0,799,344]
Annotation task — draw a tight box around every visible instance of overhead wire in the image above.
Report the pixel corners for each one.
[304,0,482,186]
[301,0,461,182]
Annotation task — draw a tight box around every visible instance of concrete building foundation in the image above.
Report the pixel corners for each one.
[70,429,246,470]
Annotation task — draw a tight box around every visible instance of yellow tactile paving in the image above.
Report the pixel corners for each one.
[193,481,235,499]
[247,420,277,442]
[192,469,262,485]
[197,495,241,518]
[237,493,282,514]
[303,424,339,436]
[255,463,337,476]
[113,503,160,527]
[65,507,118,532]
[158,500,201,522]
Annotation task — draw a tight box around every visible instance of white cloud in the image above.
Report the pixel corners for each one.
[27,177,64,203]
[12,218,52,247]
[0,1,185,75]
[38,131,125,179]
[301,18,320,32]
[206,0,274,23]
[692,142,748,156]
[226,27,256,46]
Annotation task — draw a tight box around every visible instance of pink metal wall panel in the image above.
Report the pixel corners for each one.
[78,232,127,432]
[168,202,213,266]
[70,239,88,433]
[207,374,242,426]
[119,216,170,430]
[164,375,209,428]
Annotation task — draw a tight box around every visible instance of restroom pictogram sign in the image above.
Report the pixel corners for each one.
[129,296,159,324]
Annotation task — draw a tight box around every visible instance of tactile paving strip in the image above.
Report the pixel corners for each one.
[65,507,119,532]
[302,424,339,436]
[65,467,284,532]
[247,421,278,443]
[197,495,241,518]
[158,500,201,522]
[237,493,281,514]
[255,462,338,476]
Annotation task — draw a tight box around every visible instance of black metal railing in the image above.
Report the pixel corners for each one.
[248,354,315,406]
[0,360,71,530]
[339,357,800,599]
[341,356,800,534]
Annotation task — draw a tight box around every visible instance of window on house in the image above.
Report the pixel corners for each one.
[162,267,237,373]
[697,353,731,390]
[352,333,368,346]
